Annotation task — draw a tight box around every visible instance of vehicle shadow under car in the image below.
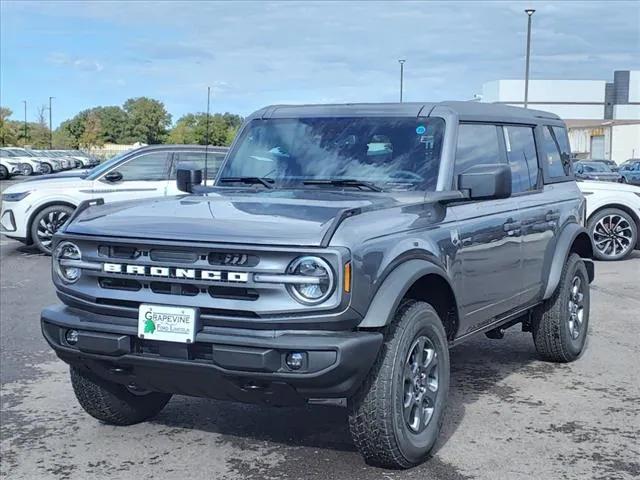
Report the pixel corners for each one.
[149,330,550,473]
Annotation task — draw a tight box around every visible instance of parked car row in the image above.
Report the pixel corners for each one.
[571,157,640,186]
[1,145,228,252]
[0,147,100,179]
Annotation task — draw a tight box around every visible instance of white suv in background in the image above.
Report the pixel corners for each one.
[1,145,228,253]
[578,180,640,261]
[2,147,63,174]
[1,148,45,176]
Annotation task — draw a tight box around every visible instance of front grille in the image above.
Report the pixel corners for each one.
[150,282,200,297]
[99,277,142,292]
[61,237,346,323]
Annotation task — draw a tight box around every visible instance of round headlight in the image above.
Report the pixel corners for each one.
[286,256,335,305]
[53,241,82,283]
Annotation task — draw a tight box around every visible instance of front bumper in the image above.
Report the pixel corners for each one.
[42,305,383,405]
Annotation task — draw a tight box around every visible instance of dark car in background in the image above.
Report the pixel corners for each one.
[590,159,619,172]
[619,159,640,185]
[573,161,622,183]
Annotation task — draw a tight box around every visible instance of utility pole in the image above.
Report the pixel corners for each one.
[398,59,406,103]
[524,9,535,108]
[49,96,55,149]
[22,100,28,146]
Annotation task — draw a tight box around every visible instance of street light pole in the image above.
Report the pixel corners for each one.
[49,96,55,149]
[524,9,535,108]
[22,100,28,146]
[398,59,406,103]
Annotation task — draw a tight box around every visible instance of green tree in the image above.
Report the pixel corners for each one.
[123,97,171,144]
[0,107,19,146]
[97,106,128,143]
[27,105,52,149]
[79,112,104,149]
[167,112,242,146]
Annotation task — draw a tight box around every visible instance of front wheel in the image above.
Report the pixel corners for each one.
[30,204,75,254]
[349,301,449,469]
[40,162,53,175]
[532,253,590,362]
[71,367,172,425]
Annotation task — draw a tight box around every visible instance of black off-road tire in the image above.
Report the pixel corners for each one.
[0,165,8,180]
[70,367,172,426]
[348,301,450,469]
[532,253,590,362]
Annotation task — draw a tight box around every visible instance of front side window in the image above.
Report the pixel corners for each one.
[503,125,539,193]
[219,117,445,191]
[106,152,170,181]
[454,124,502,181]
[171,151,226,180]
[542,126,572,178]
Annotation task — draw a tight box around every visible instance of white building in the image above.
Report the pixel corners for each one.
[481,70,640,163]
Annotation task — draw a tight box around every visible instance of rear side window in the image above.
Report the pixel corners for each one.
[541,126,571,178]
[503,126,539,193]
[170,151,226,180]
[111,152,170,181]
[454,124,502,180]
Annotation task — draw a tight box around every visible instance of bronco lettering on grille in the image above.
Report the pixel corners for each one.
[102,263,249,283]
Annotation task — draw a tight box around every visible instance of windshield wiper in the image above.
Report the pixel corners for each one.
[219,177,274,189]
[302,178,383,192]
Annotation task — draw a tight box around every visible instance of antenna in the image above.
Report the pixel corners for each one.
[204,86,211,183]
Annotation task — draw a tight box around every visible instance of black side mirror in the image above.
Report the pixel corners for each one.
[458,163,512,200]
[104,171,123,183]
[177,163,203,193]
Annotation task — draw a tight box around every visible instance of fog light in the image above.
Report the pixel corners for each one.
[285,352,305,370]
[65,329,79,345]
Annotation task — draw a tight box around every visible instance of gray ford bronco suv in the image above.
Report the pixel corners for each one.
[42,102,594,469]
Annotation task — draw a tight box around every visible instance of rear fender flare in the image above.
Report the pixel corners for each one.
[543,223,594,300]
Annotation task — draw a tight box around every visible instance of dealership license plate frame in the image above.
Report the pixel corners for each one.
[138,304,199,344]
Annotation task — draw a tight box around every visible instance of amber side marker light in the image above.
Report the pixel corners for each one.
[344,262,351,293]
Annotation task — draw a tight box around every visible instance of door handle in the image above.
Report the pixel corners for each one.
[503,220,522,232]
[545,211,560,222]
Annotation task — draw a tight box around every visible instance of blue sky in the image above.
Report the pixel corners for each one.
[1,1,639,128]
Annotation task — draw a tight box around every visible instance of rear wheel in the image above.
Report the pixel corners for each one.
[588,208,637,261]
[532,253,590,362]
[70,367,172,426]
[0,165,8,180]
[349,301,449,469]
[22,163,33,176]
[30,204,75,254]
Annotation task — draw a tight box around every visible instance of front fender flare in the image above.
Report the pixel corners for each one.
[357,259,456,328]
[542,223,594,300]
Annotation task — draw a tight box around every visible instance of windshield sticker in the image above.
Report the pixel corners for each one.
[416,125,426,135]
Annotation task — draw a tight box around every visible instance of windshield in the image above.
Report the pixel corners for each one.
[581,163,611,173]
[219,117,445,191]
[86,150,132,179]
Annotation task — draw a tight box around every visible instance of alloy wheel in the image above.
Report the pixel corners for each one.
[402,335,439,434]
[592,214,634,259]
[567,275,585,340]
[37,210,70,250]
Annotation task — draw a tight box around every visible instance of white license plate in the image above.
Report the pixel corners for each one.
[138,304,197,344]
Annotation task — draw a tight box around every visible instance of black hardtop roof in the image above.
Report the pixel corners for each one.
[248,101,561,124]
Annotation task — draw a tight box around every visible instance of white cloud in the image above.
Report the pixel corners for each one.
[48,52,104,72]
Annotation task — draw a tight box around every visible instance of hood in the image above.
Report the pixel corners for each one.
[3,175,91,194]
[579,172,620,180]
[578,180,640,193]
[17,170,90,183]
[66,188,423,246]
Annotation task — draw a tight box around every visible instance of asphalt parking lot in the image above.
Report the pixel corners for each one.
[0,179,638,480]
